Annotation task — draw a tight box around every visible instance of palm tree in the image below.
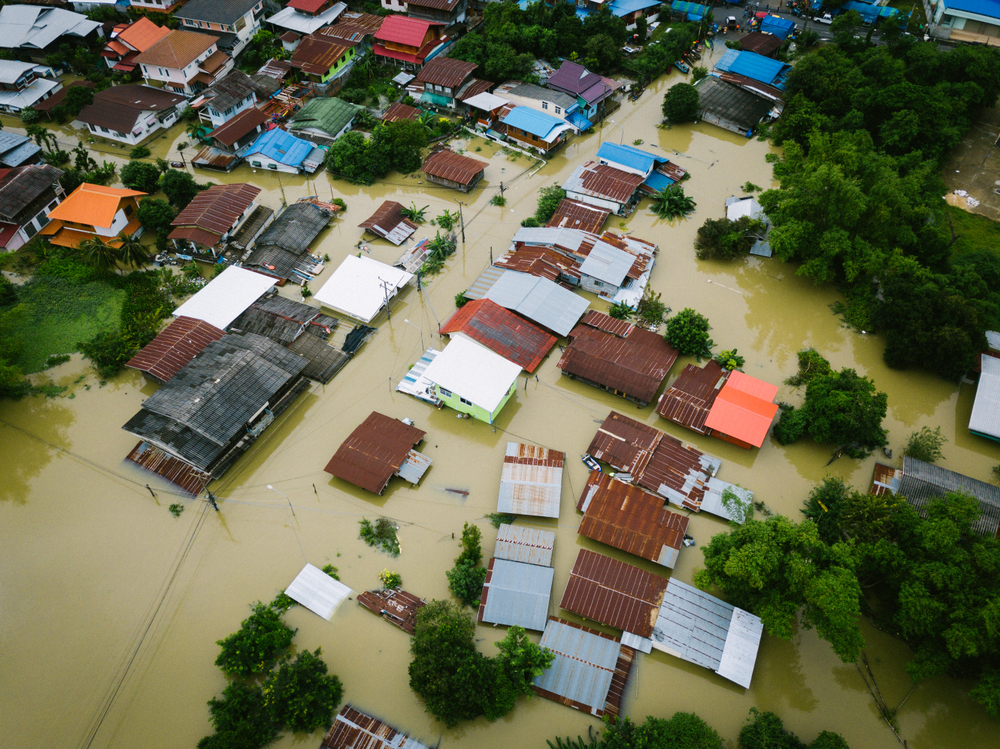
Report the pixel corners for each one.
[650,185,696,220]
[116,232,150,271]
[79,237,120,274]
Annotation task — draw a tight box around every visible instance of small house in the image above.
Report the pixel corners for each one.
[134,30,233,96]
[694,76,775,137]
[168,182,262,257]
[499,106,576,154]
[126,316,226,383]
[440,298,557,374]
[463,91,509,130]
[190,70,280,128]
[545,60,620,121]
[714,49,791,91]
[421,148,486,192]
[494,81,584,128]
[243,127,323,174]
[289,33,359,94]
[0,163,65,251]
[577,240,638,299]
[562,161,645,216]
[287,96,363,146]
[373,15,448,69]
[596,141,687,195]
[739,31,784,58]
[313,255,413,323]
[322,706,430,749]
[75,85,187,146]
[358,200,418,245]
[243,200,335,284]
[40,183,145,249]
[656,360,727,435]
[703,370,779,449]
[102,16,170,72]
[0,60,62,116]
[420,336,521,424]
[267,0,347,38]
[324,411,432,494]
[413,56,482,109]
[483,270,590,337]
[174,0,265,57]
[194,108,269,171]
[478,557,554,631]
[381,101,421,123]
[493,524,555,566]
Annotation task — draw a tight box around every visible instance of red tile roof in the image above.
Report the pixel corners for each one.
[547,198,610,234]
[703,371,779,448]
[414,56,477,89]
[116,16,170,53]
[374,15,442,48]
[559,549,668,638]
[324,411,426,494]
[422,149,486,186]
[169,183,260,238]
[656,361,727,434]
[440,298,557,373]
[126,316,225,382]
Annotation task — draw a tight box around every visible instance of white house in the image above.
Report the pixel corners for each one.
[175,0,265,57]
[0,60,62,115]
[189,70,278,128]
[134,30,234,96]
[75,85,187,146]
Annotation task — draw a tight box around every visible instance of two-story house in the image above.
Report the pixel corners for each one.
[289,33,359,95]
[74,85,187,146]
[413,56,481,109]
[192,108,269,172]
[168,182,261,257]
[373,15,449,69]
[102,17,170,72]
[134,30,234,96]
[190,70,279,128]
[0,60,63,116]
[493,81,592,130]
[268,0,347,37]
[545,60,621,121]
[175,0,265,58]
[0,164,65,251]
[39,184,146,248]
[406,0,468,31]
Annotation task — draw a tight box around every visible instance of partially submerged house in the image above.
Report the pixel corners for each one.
[195,108,270,171]
[0,60,62,116]
[596,141,687,196]
[314,255,413,322]
[321,705,430,749]
[190,70,280,128]
[287,96,363,146]
[546,60,620,121]
[478,556,555,631]
[493,81,588,130]
[656,360,727,436]
[75,85,187,146]
[135,30,233,96]
[40,183,145,249]
[498,106,576,154]
[558,311,678,407]
[726,195,771,256]
[440,298,557,374]
[243,127,324,174]
[0,163,64,251]
[357,588,427,633]
[373,15,448,69]
[703,370,779,449]
[171,265,276,330]
[562,161,646,216]
[420,336,521,423]
[496,442,565,518]
[243,200,334,284]
[577,471,690,569]
[413,56,481,109]
[284,562,353,619]
[421,148,486,192]
[483,271,590,337]
[168,182,262,257]
[358,200,419,245]
[493,523,555,567]
[324,411,432,494]
[126,316,226,384]
[695,75,776,137]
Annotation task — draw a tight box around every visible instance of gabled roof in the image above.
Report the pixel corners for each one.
[503,81,576,110]
[422,148,486,186]
[407,0,462,9]
[291,34,356,76]
[314,255,412,323]
[254,201,331,254]
[727,197,764,222]
[0,163,63,223]
[547,60,604,97]
[289,0,332,11]
[440,298,556,373]
[170,182,260,240]
[381,101,420,123]
[134,29,218,70]
[501,106,574,142]
[414,56,476,89]
[564,161,645,204]
[374,15,442,48]
[739,31,784,57]
[484,271,590,337]
[322,705,430,749]
[46,183,145,228]
[596,142,666,175]
[175,0,260,25]
[496,442,565,518]
[288,96,362,136]
[320,13,384,43]
[171,266,276,330]
[76,84,186,134]
[478,557,554,631]
[209,107,269,147]
[357,200,418,245]
[197,70,279,114]
[463,91,509,112]
[971,354,1000,441]
[656,360,727,434]
[116,16,170,53]
[578,241,634,286]
[696,76,774,133]
[126,316,225,383]
[703,370,779,448]
[545,199,611,233]
[898,455,1000,537]
[421,336,521,413]
[714,48,790,90]
[324,411,426,494]
[244,127,315,168]
[0,6,102,50]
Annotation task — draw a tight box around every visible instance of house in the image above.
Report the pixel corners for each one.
[608,0,661,28]
[130,0,186,13]
[420,336,521,423]
[703,370,779,449]
[493,523,555,566]
[228,293,337,347]
[656,360,727,435]
[0,164,64,251]
[121,332,309,476]
[0,60,63,116]
[496,442,565,517]
[171,266,276,330]
[194,108,270,171]
[406,0,468,29]
[135,30,234,96]
[713,49,791,92]
[287,97,363,146]
[413,57,479,108]
[357,587,427,633]
[383,0,408,11]
[268,0,347,37]
[243,200,335,284]
[39,184,145,248]
[562,161,645,216]
[739,31,784,59]
[596,141,688,195]
[494,81,590,130]
[102,16,170,72]
[175,0,265,57]
[533,617,635,718]
[463,91,509,130]
[483,270,590,337]
[558,311,678,406]
[190,70,280,128]
[478,557,555,631]
[168,183,262,257]
[440,299,556,373]
[243,127,324,174]
[75,85,187,146]
[726,195,771,256]
[494,245,580,287]
[321,706,429,749]
[577,239,642,300]
[373,15,448,69]
[0,6,103,63]
[695,76,775,137]
[125,316,226,384]
[547,198,610,233]
[577,471,689,569]
[314,255,413,323]
[971,354,1000,442]
[289,33,359,93]
[546,60,620,121]
[498,106,576,154]
[934,0,1000,44]
[324,411,432,494]
[320,12,385,50]
[381,101,421,123]
[422,148,486,191]
[358,201,419,245]
[0,131,41,169]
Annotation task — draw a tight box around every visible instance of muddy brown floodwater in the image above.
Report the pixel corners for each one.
[3,54,1000,749]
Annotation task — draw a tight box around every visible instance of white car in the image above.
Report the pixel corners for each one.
[816,13,834,24]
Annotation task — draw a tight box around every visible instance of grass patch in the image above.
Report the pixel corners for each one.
[946,205,1000,258]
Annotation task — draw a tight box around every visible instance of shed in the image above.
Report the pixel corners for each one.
[895,456,1000,537]
[358,200,419,245]
[324,411,430,494]
[533,617,635,718]
[171,266,276,330]
[656,361,728,435]
[419,336,521,423]
[577,472,689,569]
[478,557,555,631]
[322,705,429,749]
[694,76,773,136]
[463,264,506,301]
[421,148,486,191]
[650,578,763,688]
[228,294,335,346]
[970,354,1000,442]
[440,298,557,373]
[285,562,353,620]
[703,370,779,449]
[546,198,610,234]
[313,255,413,323]
[493,523,554,566]
[356,588,427,634]
[496,442,565,518]
[560,548,668,639]
[484,271,590,337]
[126,316,225,383]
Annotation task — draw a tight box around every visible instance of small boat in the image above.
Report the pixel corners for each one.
[674,61,690,74]
[688,48,701,61]
[581,454,601,472]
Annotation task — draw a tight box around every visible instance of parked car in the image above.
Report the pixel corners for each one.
[816,13,834,24]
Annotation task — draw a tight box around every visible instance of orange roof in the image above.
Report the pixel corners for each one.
[46,184,146,230]
[703,373,779,448]
[117,16,171,53]
[39,217,143,249]
[105,39,130,56]
[134,30,218,70]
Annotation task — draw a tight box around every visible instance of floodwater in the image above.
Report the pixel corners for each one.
[3,59,1000,749]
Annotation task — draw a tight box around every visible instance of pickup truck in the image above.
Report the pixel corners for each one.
[816,13,833,24]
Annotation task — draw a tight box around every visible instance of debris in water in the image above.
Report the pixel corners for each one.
[445,488,470,497]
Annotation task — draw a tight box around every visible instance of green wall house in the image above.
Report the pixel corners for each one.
[421,337,521,424]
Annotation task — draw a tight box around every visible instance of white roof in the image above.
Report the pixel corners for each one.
[970,354,1000,439]
[0,76,59,111]
[313,255,413,323]
[0,6,101,50]
[284,563,353,620]
[0,59,35,84]
[986,330,1000,352]
[421,336,521,413]
[266,2,346,35]
[726,197,765,222]
[463,91,510,112]
[171,266,275,329]
[579,240,633,286]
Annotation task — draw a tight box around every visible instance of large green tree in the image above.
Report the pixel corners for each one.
[121,160,163,194]
[662,83,700,124]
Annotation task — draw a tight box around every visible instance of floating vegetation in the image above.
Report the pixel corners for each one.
[359,517,400,557]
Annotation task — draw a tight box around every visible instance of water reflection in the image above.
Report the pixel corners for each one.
[0,396,75,503]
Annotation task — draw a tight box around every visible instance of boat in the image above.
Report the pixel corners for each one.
[674,61,690,74]
[581,454,601,472]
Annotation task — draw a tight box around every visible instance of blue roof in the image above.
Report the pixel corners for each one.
[945,0,1000,19]
[841,1,880,22]
[567,110,593,132]
[597,142,665,174]
[643,170,674,192]
[247,127,314,167]
[611,0,661,16]
[715,49,790,90]
[671,1,708,20]
[759,16,795,39]
[501,106,567,140]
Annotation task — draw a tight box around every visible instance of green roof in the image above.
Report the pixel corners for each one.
[289,97,363,137]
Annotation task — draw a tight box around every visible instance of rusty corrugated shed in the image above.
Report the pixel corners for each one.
[322,705,429,749]
[414,56,476,88]
[124,440,211,496]
[440,299,557,373]
[494,523,555,566]
[656,361,728,434]
[577,472,689,568]
[422,149,487,186]
[578,310,634,338]
[579,162,645,203]
[126,316,225,383]
[478,557,554,631]
[559,548,668,638]
[356,588,426,634]
[497,442,565,518]
[547,198,610,234]
[324,412,426,494]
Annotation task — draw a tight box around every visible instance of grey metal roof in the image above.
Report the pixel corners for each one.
[175,0,259,25]
[898,455,1000,536]
[484,271,590,337]
[200,70,279,114]
[579,241,633,286]
[463,264,506,301]
[494,523,555,566]
[512,226,590,254]
[255,201,332,254]
[533,619,621,714]
[0,163,63,222]
[479,558,554,631]
[286,333,350,384]
[507,82,576,110]
[229,295,323,345]
[696,76,773,133]
[0,131,41,167]
[496,442,564,518]
[970,354,1000,441]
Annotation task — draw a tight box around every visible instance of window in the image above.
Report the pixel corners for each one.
[124,204,134,217]
[439,387,453,398]
[555,106,561,114]
[268,164,277,170]
[251,161,262,167]
[459,397,472,407]
[542,101,548,109]
[24,222,38,239]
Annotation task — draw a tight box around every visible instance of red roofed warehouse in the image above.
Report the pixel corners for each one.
[703,370,779,449]
[324,411,431,494]
[422,148,486,192]
[440,299,557,373]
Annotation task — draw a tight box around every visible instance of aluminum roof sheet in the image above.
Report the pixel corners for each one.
[464,91,510,112]
[314,255,412,323]
[714,49,789,90]
[564,161,645,205]
[285,563,353,620]
[596,142,665,175]
[494,524,555,566]
[970,353,1000,440]
[171,182,260,237]
[322,705,429,749]
[578,241,633,286]
[726,197,765,222]
[464,264,506,301]
[414,56,477,89]
[897,456,1000,537]
[126,316,225,382]
[441,299,557,374]
[497,442,565,518]
[172,266,275,330]
[533,618,622,715]
[478,558,554,631]
[484,271,590,337]
[324,411,426,494]
[269,3,346,35]
[513,226,591,254]
[421,336,521,413]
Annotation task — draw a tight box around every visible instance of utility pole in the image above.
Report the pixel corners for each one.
[377,277,393,320]
[455,200,466,243]
[499,182,505,201]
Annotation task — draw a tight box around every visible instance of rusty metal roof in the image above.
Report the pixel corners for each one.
[566,161,645,204]
[322,705,429,749]
[324,412,426,494]
[170,182,260,236]
[559,548,668,638]
[578,310,634,338]
[407,0,462,9]
[440,299,557,374]
[493,523,554,566]
[126,316,225,383]
[497,442,565,518]
[656,361,727,434]
[478,557,554,631]
[358,200,418,245]
[356,588,426,634]
[291,34,356,76]
[415,56,476,88]
[547,198,610,233]
[209,105,268,147]
[125,440,211,496]
[577,472,689,569]
[422,148,486,186]
[381,101,420,123]
[495,246,577,284]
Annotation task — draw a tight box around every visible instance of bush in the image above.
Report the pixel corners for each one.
[447,522,486,607]
[359,517,400,556]
[903,426,946,463]
[662,82,700,123]
[121,160,162,194]
[214,602,296,678]
[534,185,566,223]
[695,217,762,260]
[379,569,402,589]
[651,184,696,219]
[713,348,745,371]
[129,145,151,160]
[666,308,713,358]
[520,216,540,227]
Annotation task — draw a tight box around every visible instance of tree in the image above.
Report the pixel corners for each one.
[665,308,713,358]
[738,708,805,749]
[635,289,668,328]
[137,198,176,236]
[120,160,162,194]
[160,169,200,209]
[79,237,120,273]
[214,602,296,678]
[650,184,696,220]
[25,123,57,153]
[696,515,865,663]
[446,522,487,607]
[201,681,277,749]
[263,648,342,734]
[484,625,554,720]
[662,82,700,124]
[903,426,947,463]
[534,186,566,223]
[116,232,150,271]
[695,216,764,261]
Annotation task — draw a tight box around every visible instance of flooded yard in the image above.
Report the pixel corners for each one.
[3,56,1000,749]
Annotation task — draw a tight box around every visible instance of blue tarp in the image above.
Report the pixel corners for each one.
[759,15,795,39]
[948,0,1000,19]
[643,171,675,192]
[671,1,708,21]
[715,49,789,89]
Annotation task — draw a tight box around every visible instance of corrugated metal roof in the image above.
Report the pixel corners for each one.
[422,148,486,186]
[171,182,260,237]
[564,161,645,205]
[496,442,565,518]
[897,456,1000,537]
[547,198,610,233]
[533,618,622,716]
[324,412,426,495]
[494,246,575,284]
[126,316,225,383]
[286,333,350,384]
[714,49,789,89]
[494,523,555,566]
[464,264,506,301]
[125,440,212,496]
[699,478,753,523]
[358,200,419,245]
[501,106,569,140]
[578,310,633,338]
[284,563,353,620]
[656,361,727,434]
[577,472,689,568]
[560,549,668,638]
[578,241,633,286]
[322,705,429,749]
[478,557,554,631]
[484,271,590,337]
[703,372,779,448]
[696,76,774,133]
[513,226,591,254]
[421,337,521,414]
[356,588,426,634]
[414,56,476,88]
[596,142,664,175]
[382,101,420,122]
[740,31,784,57]
[440,299,557,374]
[970,353,1000,440]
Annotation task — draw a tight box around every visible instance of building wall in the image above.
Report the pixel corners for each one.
[86,104,182,146]
[94,204,139,237]
[433,380,515,423]
[565,188,623,215]
[382,0,407,10]
[580,274,618,299]
[205,93,256,128]
[141,43,225,95]
[180,4,263,55]
[246,153,301,174]
[426,172,481,192]
[408,1,468,26]
[5,190,63,251]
